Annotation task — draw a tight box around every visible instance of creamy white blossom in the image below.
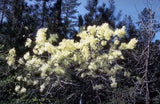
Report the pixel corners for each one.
[15,85,21,92]
[114,26,126,38]
[24,52,30,60]
[110,76,117,88]
[20,87,26,93]
[11,23,138,92]
[6,56,15,66]
[17,76,23,81]
[45,42,54,53]
[25,38,32,47]
[40,84,45,92]
[18,58,24,64]
[48,34,58,43]
[9,48,16,56]
[87,25,96,35]
[101,40,107,46]
[6,48,16,66]
[36,28,47,44]
[124,71,131,77]
[33,80,39,86]
[127,38,138,49]
[93,84,104,90]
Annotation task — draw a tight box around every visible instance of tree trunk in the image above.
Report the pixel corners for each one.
[145,41,150,104]
[145,1,153,103]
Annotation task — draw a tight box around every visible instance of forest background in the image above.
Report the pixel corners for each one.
[0,0,160,104]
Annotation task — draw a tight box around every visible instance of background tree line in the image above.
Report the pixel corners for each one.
[0,0,160,103]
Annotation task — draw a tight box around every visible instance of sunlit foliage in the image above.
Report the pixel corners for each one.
[7,23,137,93]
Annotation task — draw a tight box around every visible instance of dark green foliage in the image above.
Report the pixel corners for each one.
[61,0,80,38]
[0,0,160,103]
[84,0,98,26]
[82,0,120,29]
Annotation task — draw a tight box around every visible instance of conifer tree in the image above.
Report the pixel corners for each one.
[50,0,62,34]
[61,0,80,38]
[84,0,98,27]
[83,0,120,29]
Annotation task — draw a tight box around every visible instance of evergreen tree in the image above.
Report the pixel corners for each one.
[84,0,98,27]
[61,0,80,38]
[49,0,62,34]
[83,0,120,29]
[78,15,83,28]
[97,0,117,28]
[0,0,7,25]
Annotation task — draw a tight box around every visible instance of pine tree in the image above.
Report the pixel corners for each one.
[98,0,116,28]
[0,0,7,25]
[84,0,98,27]
[83,0,120,29]
[61,0,80,38]
[50,0,62,34]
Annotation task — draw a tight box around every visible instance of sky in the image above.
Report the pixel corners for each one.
[77,0,160,41]
[3,0,159,41]
[111,0,160,41]
[77,0,160,22]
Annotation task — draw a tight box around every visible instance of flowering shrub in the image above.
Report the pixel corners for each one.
[6,23,137,94]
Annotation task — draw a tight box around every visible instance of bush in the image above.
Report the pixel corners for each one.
[6,23,137,103]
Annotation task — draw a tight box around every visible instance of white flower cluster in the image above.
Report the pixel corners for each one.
[110,76,117,88]
[40,84,45,92]
[6,48,16,66]
[10,23,138,93]
[36,28,47,44]
[114,26,126,38]
[25,38,32,47]
[119,38,138,50]
[15,85,26,93]
[24,52,30,60]
[93,84,104,90]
